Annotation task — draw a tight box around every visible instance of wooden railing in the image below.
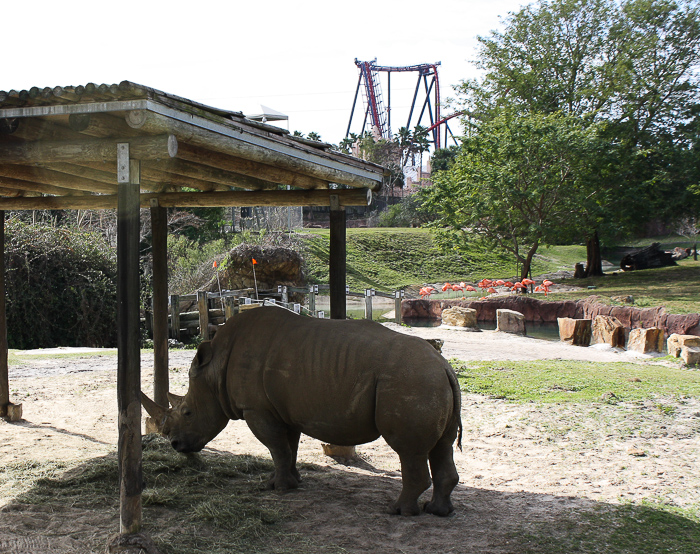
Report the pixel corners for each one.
[148,285,406,342]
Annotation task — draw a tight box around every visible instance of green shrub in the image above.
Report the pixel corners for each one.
[5,220,117,349]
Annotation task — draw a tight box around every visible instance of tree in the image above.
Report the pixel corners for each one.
[430,146,460,172]
[457,0,700,276]
[423,112,606,281]
[338,133,358,155]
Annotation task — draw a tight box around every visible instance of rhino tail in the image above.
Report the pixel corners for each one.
[446,364,463,452]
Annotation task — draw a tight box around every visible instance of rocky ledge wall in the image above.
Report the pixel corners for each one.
[402,295,700,337]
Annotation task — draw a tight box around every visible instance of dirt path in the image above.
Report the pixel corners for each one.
[1,329,698,553]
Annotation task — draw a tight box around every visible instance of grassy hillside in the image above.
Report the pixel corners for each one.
[299,228,568,291]
[297,228,700,313]
[548,260,700,314]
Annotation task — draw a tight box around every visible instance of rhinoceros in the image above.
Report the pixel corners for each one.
[141,306,462,516]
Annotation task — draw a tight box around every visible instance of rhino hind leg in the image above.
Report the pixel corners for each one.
[390,453,432,516]
[244,410,301,491]
[424,433,459,516]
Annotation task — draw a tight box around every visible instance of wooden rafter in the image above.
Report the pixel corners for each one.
[0,188,371,211]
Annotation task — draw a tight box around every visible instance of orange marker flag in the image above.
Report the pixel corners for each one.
[212,261,218,269]
[252,258,258,265]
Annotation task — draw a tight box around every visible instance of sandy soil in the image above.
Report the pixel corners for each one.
[1,328,699,554]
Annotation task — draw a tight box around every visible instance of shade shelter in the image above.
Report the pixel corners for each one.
[0,81,385,539]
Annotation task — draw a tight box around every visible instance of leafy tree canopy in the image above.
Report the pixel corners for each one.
[443,0,700,275]
[423,112,606,280]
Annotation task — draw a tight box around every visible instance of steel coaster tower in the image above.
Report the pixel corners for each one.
[347,59,456,150]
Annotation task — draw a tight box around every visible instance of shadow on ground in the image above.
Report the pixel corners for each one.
[1,435,699,554]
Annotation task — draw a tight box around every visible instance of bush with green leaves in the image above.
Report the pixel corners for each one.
[5,219,117,349]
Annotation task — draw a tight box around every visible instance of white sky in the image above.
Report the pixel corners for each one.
[3,0,527,145]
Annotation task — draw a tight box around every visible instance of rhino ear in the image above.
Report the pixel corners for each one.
[191,340,213,376]
[141,392,169,421]
[167,392,185,409]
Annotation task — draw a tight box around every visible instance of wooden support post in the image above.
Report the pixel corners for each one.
[169,295,180,341]
[223,295,236,320]
[197,291,210,340]
[329,195,346,320]
[151,204,168,408]
[326,196,357,459]
[0,210,20,421]
[116,148,143,535]
[0,210,8,416]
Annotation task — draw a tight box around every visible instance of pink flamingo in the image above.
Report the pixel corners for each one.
[512,282,526,293]
[419,286,436,298]
[541,279,553,296]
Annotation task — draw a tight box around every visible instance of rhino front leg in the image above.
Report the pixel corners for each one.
[287,428,302,483]
[243,410,300,491]
[391,453,431,516]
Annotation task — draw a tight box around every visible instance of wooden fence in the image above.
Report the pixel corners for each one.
[145,286,406,341]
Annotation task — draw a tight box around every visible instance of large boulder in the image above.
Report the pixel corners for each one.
[628,328,664,353]
[207,244,303,293]
[402,296,700,339]
[592,315,626,348]
[497,309,526,335]
[620,242,676,271]
[681,346,700,366]
[558,318,592,346]
[441,307,478,328]
[667,334,700,358]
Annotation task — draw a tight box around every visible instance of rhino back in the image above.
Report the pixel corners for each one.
[220,308,455,446]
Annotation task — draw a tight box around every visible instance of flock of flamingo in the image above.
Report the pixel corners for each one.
[419,278,554,299]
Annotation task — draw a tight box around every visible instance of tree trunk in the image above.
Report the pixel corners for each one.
[520,241,539,284]
[584,230,604,277]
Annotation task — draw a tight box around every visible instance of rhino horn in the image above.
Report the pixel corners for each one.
[167,392,185,408]
[141,392,170,423]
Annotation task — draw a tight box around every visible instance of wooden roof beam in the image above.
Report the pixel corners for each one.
[144,158,282,191]
[0,164,118,194]
[125,111,383,190]
[0,134,177,164]
[0,175,88,197]
[68,160,222,193]
[0,188,371,210]
[175,143,330,190]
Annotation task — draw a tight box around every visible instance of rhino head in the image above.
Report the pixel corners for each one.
[141,341,229,453]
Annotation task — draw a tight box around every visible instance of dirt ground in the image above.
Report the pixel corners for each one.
[1,327,699,553]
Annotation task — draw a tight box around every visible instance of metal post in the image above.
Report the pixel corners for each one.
[117,149,142,534]
[365,289,373,320]
[394,290,404,324]
[309,285,317,316]
[150,203,168,408]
